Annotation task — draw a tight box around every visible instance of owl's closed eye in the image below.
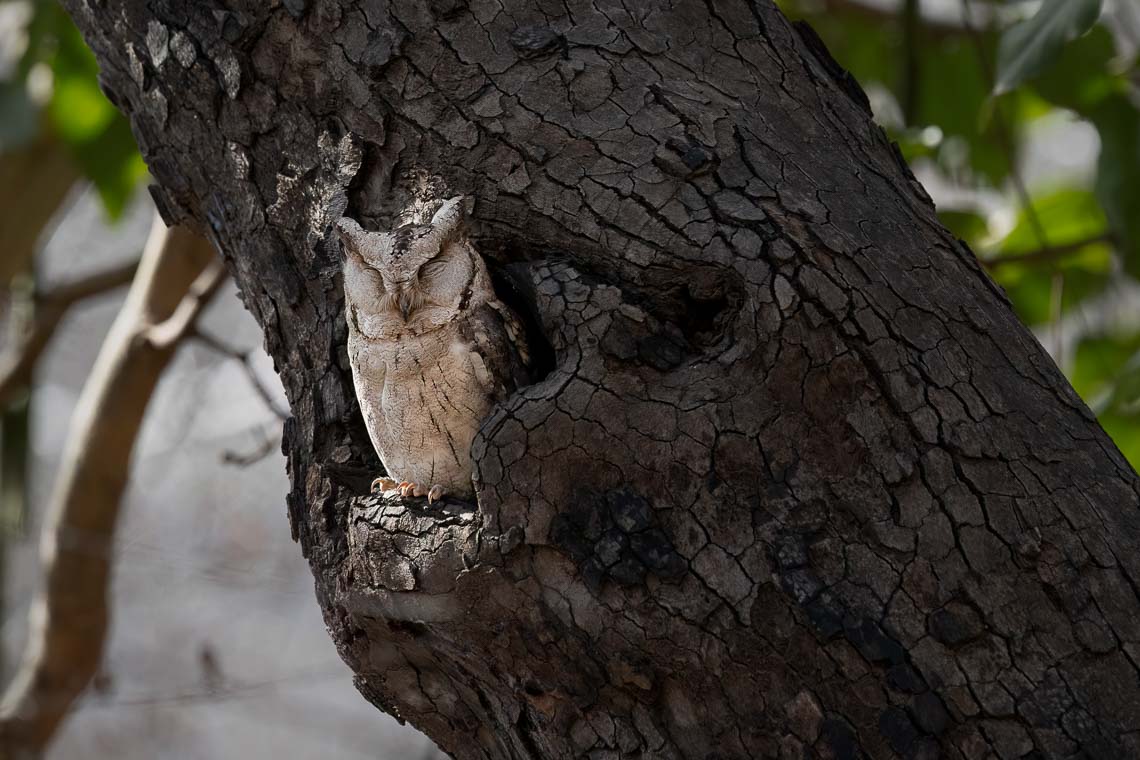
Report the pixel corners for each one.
[418,254,451,281]
[338,197,484,335]
[362,266,386,292]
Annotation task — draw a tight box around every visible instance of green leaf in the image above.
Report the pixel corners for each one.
[1070,333,1140,403]
[35,3,145,218]
[988,189,1113,325]
[938,209,988,244]
[997,189,1108,255]
[1031,24,1119,112]
[67,116,148,220]
[791,9,899,96]
[1095,412,1140,470]
[1070,333,1140,470]
[995,0,1103,95]
[996,251,1111,326]
[1108,363,1140,417]
[916,35,1014,184]
[1068,332,1140,470]
[1088,95,1140,277]
[47,12,116,143]
[49,75,117,143]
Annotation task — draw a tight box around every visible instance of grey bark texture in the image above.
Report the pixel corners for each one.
[62,0,1140,757]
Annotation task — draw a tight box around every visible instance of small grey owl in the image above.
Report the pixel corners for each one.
[337,197,530,503]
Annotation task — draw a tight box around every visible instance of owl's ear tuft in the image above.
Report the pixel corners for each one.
[336,217,363,246]
[338,220,397,270]
[429,196,466,245]
[336,217,369,266]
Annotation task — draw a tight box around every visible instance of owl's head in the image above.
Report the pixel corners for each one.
[337,197,490,337]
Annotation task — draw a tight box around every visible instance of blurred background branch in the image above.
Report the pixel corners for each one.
[0,258,139,410]
[191,331,291,422]
[981,232,1116,270]
[0,135,77,295]
[0,218,220,755]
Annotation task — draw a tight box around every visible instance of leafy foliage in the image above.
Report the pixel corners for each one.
[1,1,145,218]
[779,0,1140,467]
[1090,95,1140,278]
[988,189,1113,324]
[1071,331,1140,465]
[994,0,1103,94]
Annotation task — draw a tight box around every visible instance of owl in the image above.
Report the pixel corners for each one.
[336,197,531,504]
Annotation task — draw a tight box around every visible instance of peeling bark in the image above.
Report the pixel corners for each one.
[61,1,1140,757]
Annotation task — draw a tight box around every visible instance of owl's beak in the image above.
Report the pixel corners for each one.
[398,290,415,321]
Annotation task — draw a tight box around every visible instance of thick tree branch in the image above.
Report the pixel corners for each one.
[0,215,218,755]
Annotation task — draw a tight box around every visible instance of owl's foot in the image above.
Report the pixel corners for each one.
[395,482,446,505]
[371,477,399,494]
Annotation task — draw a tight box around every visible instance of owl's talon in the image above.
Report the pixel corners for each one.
[371,477,398,494]
[388,481,445,504]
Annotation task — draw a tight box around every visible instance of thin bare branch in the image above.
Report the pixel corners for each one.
[81,664,345,709]
[980,233,1115,270]
[43,260,141,309]
[140,259,227,350]
[221,426,283,467]
[191,330,290,421]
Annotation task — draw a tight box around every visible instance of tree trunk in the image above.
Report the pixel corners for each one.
[62,1,1140,757]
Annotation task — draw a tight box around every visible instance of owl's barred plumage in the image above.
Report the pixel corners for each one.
[337,197,531,501]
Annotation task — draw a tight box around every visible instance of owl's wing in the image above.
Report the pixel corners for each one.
[459,299,532,399]
[490,298,532,377]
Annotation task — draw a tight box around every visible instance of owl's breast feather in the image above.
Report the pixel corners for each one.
[347,315,506,497]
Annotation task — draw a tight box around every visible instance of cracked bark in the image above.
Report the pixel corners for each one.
[61,0,1140,757]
